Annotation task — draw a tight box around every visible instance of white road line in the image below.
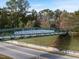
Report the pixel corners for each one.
[0,42,79,59]
[2,42,47,53]
[0,46,37,57]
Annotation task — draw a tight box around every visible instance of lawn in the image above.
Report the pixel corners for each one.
[16,34,79,51]
[69,36,79,51]
[0,54,12,59]
[16,36,58,46]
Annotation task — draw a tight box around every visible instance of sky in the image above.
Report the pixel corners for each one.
[0,0,79,12]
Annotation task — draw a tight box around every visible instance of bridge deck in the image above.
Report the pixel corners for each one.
[0,28,66,39]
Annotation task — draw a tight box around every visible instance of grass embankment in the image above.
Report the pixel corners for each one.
[17,36,58,46]
[16,34,79,51]
[69,32,79,51]
[0,54,12,59]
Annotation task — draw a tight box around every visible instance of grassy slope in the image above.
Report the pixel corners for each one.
[0,54,12,59]
[17,35,79,51]
[17,36,58,46]
[69,36,79,51]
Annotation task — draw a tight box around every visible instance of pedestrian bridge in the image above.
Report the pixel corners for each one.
[0,28,66,39]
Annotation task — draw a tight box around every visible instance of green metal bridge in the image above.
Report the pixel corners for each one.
[0,28,66,40]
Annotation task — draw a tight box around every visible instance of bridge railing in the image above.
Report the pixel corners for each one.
[0,27,60,32]
[0,28,66,40]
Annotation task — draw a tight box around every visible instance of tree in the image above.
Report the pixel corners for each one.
[54,9,62,20]
[40,9,54,19]
[31,9,37,21]
[54,9,62,29]
[17,0,30,15]
[72,10,79,32]
[38,9,54,28]
[33,20,41,27]
[0,8,11,28]
[6,0,30,13]
[31,9,41,27]
[59,10,79,31]
[59,10,70,30]
[6,0,17,12]
[26,9,40,27]
[6,0,30,28]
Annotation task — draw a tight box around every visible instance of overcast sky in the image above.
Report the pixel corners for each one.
[0,0,79,12]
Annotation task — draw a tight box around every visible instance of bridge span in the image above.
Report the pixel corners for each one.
[0,28,66,40]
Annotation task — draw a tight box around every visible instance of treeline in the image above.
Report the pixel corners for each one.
[0,0,79,31]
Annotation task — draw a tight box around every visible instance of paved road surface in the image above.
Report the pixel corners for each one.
[0,42,78,59]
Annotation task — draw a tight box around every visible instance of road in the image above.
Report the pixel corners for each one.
[0,42,78,59]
